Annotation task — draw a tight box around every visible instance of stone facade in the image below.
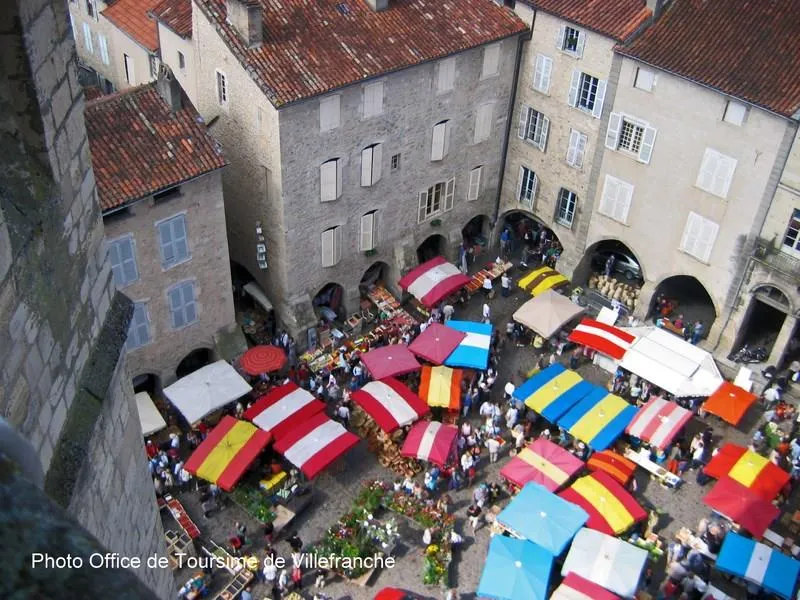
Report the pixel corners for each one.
[156,21,197,103]
[0,1,172,597]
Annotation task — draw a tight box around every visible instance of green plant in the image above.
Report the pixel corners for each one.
[364,248,377,256]
[430,218,442,227]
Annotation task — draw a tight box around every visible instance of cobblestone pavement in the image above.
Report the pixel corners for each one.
[164,260,783,600]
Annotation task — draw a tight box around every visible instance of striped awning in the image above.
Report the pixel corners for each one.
[558,388,638,451]
[351,378,429,433]
[401,420,459,467]
[398,256,470,308]
[559,472,647,536]
[625,397,692,450]
[567,318,635,360]
[243,382,326,441]
[518,266,569,297]
[419,365,462,410]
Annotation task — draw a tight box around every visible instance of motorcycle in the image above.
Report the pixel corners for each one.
[731,344,768,363]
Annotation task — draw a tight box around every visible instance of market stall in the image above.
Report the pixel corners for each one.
[361,345,421,379]
[464,260,513,296]
[512,290,584,338]
[419,365,462,411]
[559,472,647,536]
[512,364,594,422]
[567,318,634,360]
[184,416,271,491]
[561,528,648,599]
[477,535,553,600]
[443,320,492,370]
[703,477,779,538]
[517,265,570,297]
[351,378,429,433]
[500,438,583,492]
[587,450,636,487]
[496,483,588,555]
[349,401,423,478]
[243,382,326,441]
[398,256,471,308]
[715,532,800,600]
[272,411,359,479]
[551,572,620,600]
[558,388,638,451]
[625,398,693,450]
[408,323,465,365]
[238,345,286,376]
[703,443,790,501]
[702,381,757,426]
[401,420,458,467]
[163,360,252,425]
[136,391,167,437]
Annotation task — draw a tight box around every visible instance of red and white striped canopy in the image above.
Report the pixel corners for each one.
[625,397,693,450]
[243,382,325,441]
[351,378,429,433]
[567,318,635,360]
[398,256,471,308]
[272,411,359,479]
[401,420,458,467]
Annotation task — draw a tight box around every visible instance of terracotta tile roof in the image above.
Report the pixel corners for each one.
[618,0,800,118]
[151,0,192,38]
[85,83,226,211]
[521,0,651,42]
[195,0,527,107]
[84,86,104,101]
[102,0,162,52]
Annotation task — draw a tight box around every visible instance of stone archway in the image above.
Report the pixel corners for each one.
[732,285,791,362]
[573,239,645,285]
[175,348,212,379]
[360,261,390,289]
[650,275,717,337]
[500,209,562,265]
[132,372,161,396]
[313,282,345,324]
[417,234,447,264]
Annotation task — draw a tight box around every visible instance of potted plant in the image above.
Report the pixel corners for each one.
[364,248,377,257]
[430,218,442,227]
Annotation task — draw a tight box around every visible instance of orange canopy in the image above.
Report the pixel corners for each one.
[703,381,757,426]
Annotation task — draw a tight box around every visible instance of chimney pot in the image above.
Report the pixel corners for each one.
[364,0,390,11]
[227,0,263,49]
[156,65,182,112]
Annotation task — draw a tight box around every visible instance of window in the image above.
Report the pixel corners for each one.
[216,70,228,105]
[149,55,159,79]
[124,54,135,85]
[634,67,655,92]
[360,211,377,251]
[605,113,657,164]
[468,167,482,201]
[555,188,577,227]
[568,70,606,118]
[321,226,343,267]
[481,43,500,79]
[391,153,401,171]
[178,51,185,70]
[98,33,109,65]
[320,159,342,202]
[566,129,587,168]
[782,209,800,256]
[319,95,341,132]
[363,82,384,118]
[723,100,747,126]
[157,214,190,269]
[82,23,93,53]
[126,303,151,350]
[417,179,455,222]
[474,104,493,144]
[437,57,455,93]
[108,236,138,287]
[361,143,383,186]
[696,148,737,198]
[168,281,198,329]
[598,175,634,224]
[431,120,450,161]
[532,54,553,94]
[517,105,549,151]
[517,167,538,210]
[680,212,719,263]
[85,0,96,18]
[558,25,585,57]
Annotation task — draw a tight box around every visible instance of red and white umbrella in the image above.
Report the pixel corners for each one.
[243,382,325,441]
[625,397,693,450]
[567,318,635,360]
[401,420,458,467]
[351,378,429,433]
[398,256,471,308]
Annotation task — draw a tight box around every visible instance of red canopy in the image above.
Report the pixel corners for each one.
[361,345,421,380]
[408,323,465,365]
[552,573,620,600]
[703,381,757,426]
[703,443,790,501]
[500,438,583,491]
[587,450,637,486]
[703,477,779,538]
[401,421,458,467]
[398,256,471,308]
[239,345,286,375]
[351,378,429,432]
[243,382,325,441]
[567,318,635,360]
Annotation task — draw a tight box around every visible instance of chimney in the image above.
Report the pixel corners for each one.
[364,0,390,11]
[156,65,182,112]
[646,0,666,19]
[226,0,263,49]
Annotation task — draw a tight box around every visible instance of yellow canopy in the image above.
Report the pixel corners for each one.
[518,266,569,297]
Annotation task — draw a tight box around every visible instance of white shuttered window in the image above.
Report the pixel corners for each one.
[481,44,500,79]
[98,33,109,65]
[606,113,657,164]
[157,214,190,269]
[696,148,737,198]
[532,54,553,94]
[360,211,377,251]
[321,226,343,267]
[82,23,93,53]
[360,143,383,186]
[363,82,384,118]
[108,236,138,287]
[517,167,538,210]
[437,58,456,93]
[474,104,493,144]
[598,175,634,224]
[468,167,482,201]
[319,95,341,131]
[569,70,606,118]
[566,129,587,168]
[418,178,455,222]
[126,302,151,350]
[680,212,719,263]
[431,120,450,161]
[517,105,549,151]
[320,159,341,202]
[168,281,197,329]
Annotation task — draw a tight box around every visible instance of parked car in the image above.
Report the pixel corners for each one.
[591,249,642,281]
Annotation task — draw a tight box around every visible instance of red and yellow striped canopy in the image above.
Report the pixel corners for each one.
[559,472,647,535]
[419,365,462,409]
[587,450,637,486]
[500,438,583,491]
[703,443,790,501]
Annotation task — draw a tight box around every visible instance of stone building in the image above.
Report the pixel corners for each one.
[1,0,172,596]
[153,0,527,337]
[84,72,238,388]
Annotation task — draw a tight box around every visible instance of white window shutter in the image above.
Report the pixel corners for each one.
[444,178,455,211]
[320,160,337,201]
[83,23,93,53]
[475,104,492,144]
[592,79,607,118]
[517,166,524,202]
[482,44,500,78]
[531,173,539,206]
[518,105,529,139]
[320,96,340,132]
[568,70,581,107]
[438,58,455,92]
[573,131,587,168]
[717,155,737,198]
[321,229,334,267]
[541,56,552,93]
[99,34,109,65]
[576,31,586,58]
[372,143,382,183]
[616,183,633,223]
[431,123,446,161]
[566,130,579,166]
[538,116,549,152]
[468,167,481,201]
[605,112,622,149]
[360,213,375,251]
[360,147,373,187]
[556,25,565,49]
[699,219,719,262]
[696,150,717,193]
[418,190,429,223]
[639,127,657,164]
[533,55,544,91]
[681,213,702,256]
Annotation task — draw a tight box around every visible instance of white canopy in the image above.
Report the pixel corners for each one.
[163,360,252,424]
[562,528,648,598]
[135,391,167,436]
[618,326,722,397]
[243,281,273,312]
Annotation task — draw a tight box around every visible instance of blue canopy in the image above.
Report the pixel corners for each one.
[497,483,588,555]
[512,363,596,422]
[557,387,638,451]
[477,535,553,600]
[444,320,492,370]
[716,532,800,600]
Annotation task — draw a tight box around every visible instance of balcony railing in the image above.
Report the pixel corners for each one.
[752,238,800,279]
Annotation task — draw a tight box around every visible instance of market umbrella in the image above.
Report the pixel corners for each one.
[184,416,271,491]
[703,381,757,426]
[517,265,569,297]
[567,318,635,360]
[512,290,584,338]
[559,472,647,536]
[136,391,167,436]
[625,397,693,450]
[444,320,493,370]
[243,382,326,441]
[497,483,588,555]
[419,365,462,410]
[477,535,553,600]
[361,345,421,380]
[512,364,595,422]
[703,477,779,538]
[401,420,458,467]
[408,323,465,365]
[716,532,800,600]
[558,387,638,451]
[351,378,429,433]
[500,438,584,491]
[703,443,790,501]
[239,345,287,375]
[398,256,471,308]
[587,450,636,486]
[551,573,620,600]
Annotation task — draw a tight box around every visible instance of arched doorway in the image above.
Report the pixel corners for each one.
[176,348,212,379]
[462,215,490,247]
[313,282,345,324]
[501,210,561,265]
[732,285,790,361]
[360,261,390,291]
[417,234,447,264]
[132,373,160,396]
[650,275,716,335]
[574,239,645,285]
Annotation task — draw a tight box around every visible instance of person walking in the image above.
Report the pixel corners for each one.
[486,437,500,463]
[482,276,493,298]
[604,254,616,277]
[443,303,455,322]
[690,441,705,470]
[501,273,511,297]
[467,504,482,532]
[482,302,491,323]
[691,320,704,345]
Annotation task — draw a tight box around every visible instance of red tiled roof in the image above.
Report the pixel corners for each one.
[195,0,527,107]
[618,0,800,118]
[85,83,227,211]
[521,0,651,42]
[102,0,162,52]
[84,86,104,101]
[151,0,192,38]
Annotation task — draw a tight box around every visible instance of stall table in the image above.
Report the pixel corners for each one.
[165,530,195,570]
[675,527,717,559]
[624,447,681,488]
[465,261,513,295]
[160,496,201,539]
[272,490,313,536]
